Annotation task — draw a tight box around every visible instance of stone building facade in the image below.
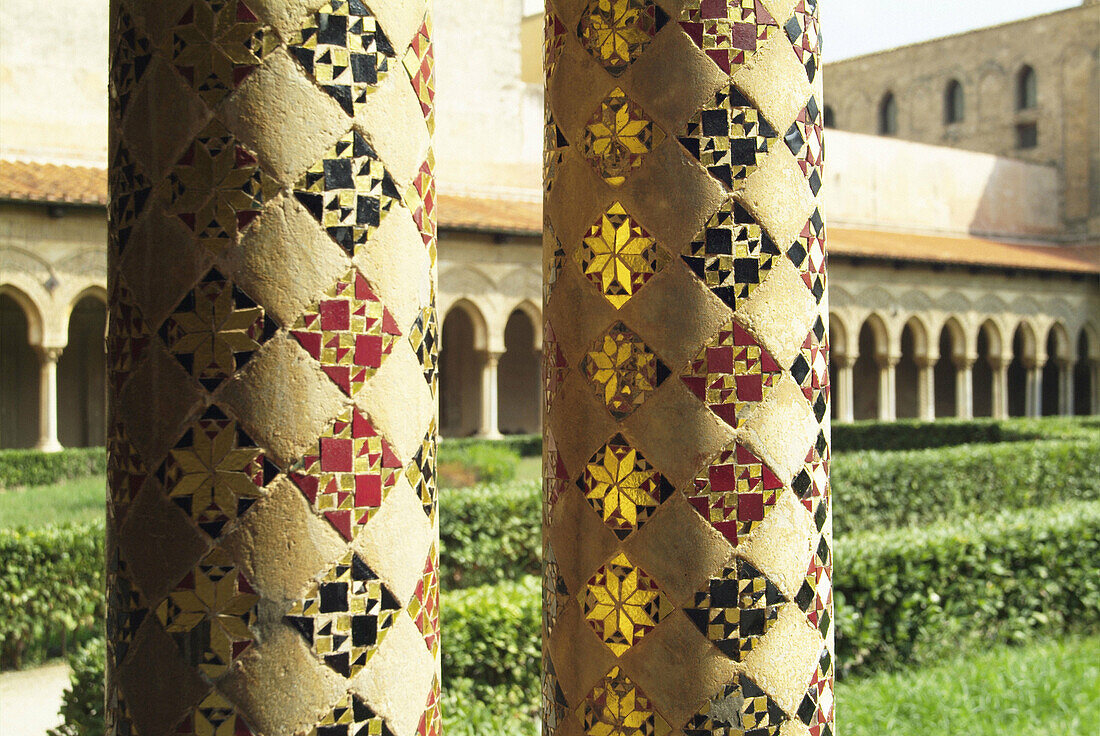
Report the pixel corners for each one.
[1,0,1098,449]
[823,0,1100,239]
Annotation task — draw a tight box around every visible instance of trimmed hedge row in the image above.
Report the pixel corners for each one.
[47,499,1100,732]
[441,434,541,458]
[0,522,105,668]
[831,438,1100,535]
[831,416,1098,453]
[440,481,541,588]
[0,447,106,490]
[435,437,1100,586]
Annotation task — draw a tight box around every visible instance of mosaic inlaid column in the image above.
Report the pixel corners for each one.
[106,2,440,735]
[543,1,833,734]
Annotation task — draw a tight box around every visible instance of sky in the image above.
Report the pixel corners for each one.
[821,0,1082,61]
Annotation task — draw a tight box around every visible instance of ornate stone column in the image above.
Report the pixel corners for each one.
[543,1,833,733]
[106,3,440,735]
[878,355,898,421]
[35,346,64,453]
[990,356,1010,419]
[1057,359,1074,416]
[1025,358,1045,417]
[479,349,504,439]
[917,356,936,422]
[954,355,975,420]
[835,354,855,422]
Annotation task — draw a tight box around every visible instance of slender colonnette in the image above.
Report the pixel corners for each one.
[106,1,439,733]
[542,1,832,734]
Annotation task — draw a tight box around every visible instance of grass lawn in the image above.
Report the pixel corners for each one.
[515,455,541,483]
[0,475,104,527]
[840,635,1100,735]
[441,636,1100,735]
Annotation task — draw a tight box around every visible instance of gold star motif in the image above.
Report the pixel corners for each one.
[583,88,665,186]
[576,203,668,309]
[579,434,672,538]
[583,553,671,656]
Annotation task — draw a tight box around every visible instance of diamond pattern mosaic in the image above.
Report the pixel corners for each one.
[407,155,437,257]
[583,87,666,186]
[109,9,151,119]
[174,692,254,736]
[545,8,567,81]
[407,420,438,519]
[544,544,569,637]
[288,1,395,117]
[792,317,830,422]
[680,85,779,190]
[799,646,835,736]
[785,97,825,196]
[295,130,401,256]
[789,207,826,303]
[583,552,671,656]
[686,443,784,546]
[684,198,782,312]
[155,547,259,679]
[106,548,147,669]
[106,421,146,523]
[544,320,568,417]
[158,406,277,538]
[685,558,786,661]
[542,654,568,736]
[408,303,439,394]
[543,428,568,527]
[409,545,440,656]
[577,203,668,309]
[288,407,402,541]
[785,0,821,84]
[544,106,569,195]
[679,0,779,74]
[577,0,669,76]
[795,534,832,636]
[681,320,782,428]
[306,693,395,736]
[404,15,436,132]
[290,268,401,397]
[685,674,787,736]
[793,430,830,516]
[286,550,402,678]
[167,120,277,253]
[417,680,442,736]
[106,280,149,393]
[159,269,277,392]
[170,0,270,106]
[582,322,670,419]
[578,666,671,736]
[108,145,151,256]
[578,433,673,539]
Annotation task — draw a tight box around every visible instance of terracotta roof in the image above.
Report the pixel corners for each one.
[0,160,107,205]
[438,193,542,235]
[3,162,1096,274]
[829,227,1100,274]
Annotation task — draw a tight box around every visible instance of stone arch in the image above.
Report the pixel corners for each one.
[0,283,45,346]
[497,266,542,301]
[510,299,543,351]
[1008,321,1039,417]
[58,294,108,447]
[944,78,965,124]
[1074,324,1098,415]
[896,316,931,419]
[879,90,898,135]
[439,300,489,437]
[0,290,42,447]
[853,313,889,420]
[1041,322,1072,416]
[828,312,852,359]
[935,317,968,418]
[440,265,496,309]
[974,319,1003,417]
[498,307,541,435]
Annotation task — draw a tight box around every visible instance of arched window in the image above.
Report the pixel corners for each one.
[878,92,897,135]
[944,79,964,124]
[1017,65,1037,110]
[823,105,835,128]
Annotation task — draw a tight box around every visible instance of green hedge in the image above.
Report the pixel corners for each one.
[48,637,106,736]
[435,438,1100,585]
[437,443,520,488]
[441,434,541,458]
[440,481,541,588]
[832,416,1099,453]
[836,500,1100,676]
[831,438,1100,535]
[0,447,106,490]
[47,499,1100,732]
[0,522,105,668]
